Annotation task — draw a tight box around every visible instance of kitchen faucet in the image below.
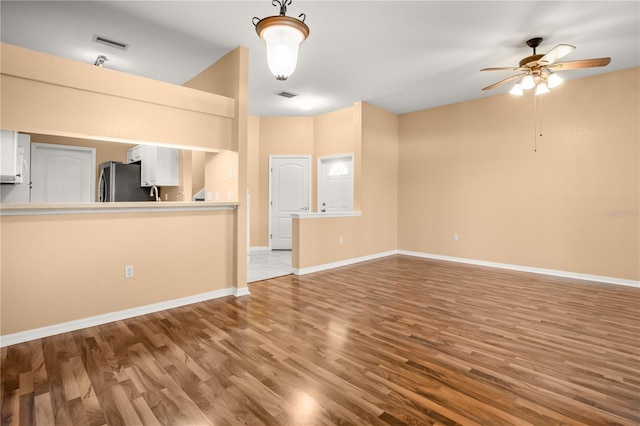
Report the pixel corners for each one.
[150,185,160,201]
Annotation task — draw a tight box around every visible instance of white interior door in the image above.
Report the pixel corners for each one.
[318,154,354,212]
[270,156,310,250]
[31,143,96,203]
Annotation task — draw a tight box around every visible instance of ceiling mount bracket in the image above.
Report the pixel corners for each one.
[526,37,543,54]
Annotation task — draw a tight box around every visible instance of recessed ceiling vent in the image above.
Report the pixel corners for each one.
[92,35,129,51]
[277,91,298,99]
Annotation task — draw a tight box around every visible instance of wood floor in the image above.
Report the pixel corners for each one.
[2,255,639,425]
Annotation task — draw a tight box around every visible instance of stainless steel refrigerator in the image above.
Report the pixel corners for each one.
[98,161,155,202]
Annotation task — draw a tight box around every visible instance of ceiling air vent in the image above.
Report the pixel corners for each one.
[92,35,129,51]
[277,91,298,99]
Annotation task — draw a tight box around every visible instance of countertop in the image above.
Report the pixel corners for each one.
[0,201,238,216]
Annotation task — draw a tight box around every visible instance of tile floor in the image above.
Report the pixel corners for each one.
[247,249,292,283]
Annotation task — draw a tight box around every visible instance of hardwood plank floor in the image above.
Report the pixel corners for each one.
[2,255,639,425]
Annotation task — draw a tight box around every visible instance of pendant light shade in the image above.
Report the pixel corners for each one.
[546,72,563,88]
[520,74,536,90]
[253,0,309,81]
[535,82,550,95]
[509,83,523,96]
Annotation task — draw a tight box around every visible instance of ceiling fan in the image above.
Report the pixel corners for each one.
[481,37,611,95]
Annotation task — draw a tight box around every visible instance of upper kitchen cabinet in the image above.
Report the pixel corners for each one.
[0,43,234,152]
[129,145,179,187]
[0,130,26,184]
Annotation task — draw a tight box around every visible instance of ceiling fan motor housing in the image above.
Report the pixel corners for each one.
[519,54,544,68]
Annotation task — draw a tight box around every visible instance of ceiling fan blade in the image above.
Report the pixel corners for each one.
[549,57,611,70]
[482,74,522,91]
[480,67,519,71]
[539,44,575,65]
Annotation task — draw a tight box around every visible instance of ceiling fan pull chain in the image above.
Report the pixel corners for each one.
[533,93,538,152]
[533,94,544,152]
[539,95,543,138]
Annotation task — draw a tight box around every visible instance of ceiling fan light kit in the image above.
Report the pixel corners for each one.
[253,0,309,81]
[481,37,611,96]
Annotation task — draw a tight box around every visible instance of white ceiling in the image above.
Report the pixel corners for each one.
[1,1,638,117]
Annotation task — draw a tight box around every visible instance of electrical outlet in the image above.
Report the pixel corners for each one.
[215,191,220,201]
[339,236,343,245]
[453,233,459,242]
[206,192,213,201]
[227,191,232,201]
[228,168,233,179]
[125,265,134,279]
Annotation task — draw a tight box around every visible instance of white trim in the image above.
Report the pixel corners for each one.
[292,248,638,287]
[233,286,251,297]
[291,211,362,219]
[0,285,249,347]
[250,246,271,252]
[398,250,640,288]
[293,250,398,275]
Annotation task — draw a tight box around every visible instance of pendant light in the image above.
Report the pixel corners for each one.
[253,0,309,81]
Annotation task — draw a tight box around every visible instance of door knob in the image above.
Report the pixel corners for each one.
[301,206,308,211]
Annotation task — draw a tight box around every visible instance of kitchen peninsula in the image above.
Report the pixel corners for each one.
[1,42,250,345]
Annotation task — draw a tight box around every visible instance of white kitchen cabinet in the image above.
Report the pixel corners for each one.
[1,130,26,184]
[126,145,142,164]
[133,145,179,187]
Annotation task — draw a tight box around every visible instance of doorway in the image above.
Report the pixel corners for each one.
[31,143,96,202]
[318,154,354,212]
[269,155,311,250]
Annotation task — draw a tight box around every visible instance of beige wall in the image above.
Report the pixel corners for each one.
[205,150,239,202]
[248,115,261,246]
[359,102,399,254]
[293,102,399,269]
[1,43,233,151]
[1,210,235,335]
[293,216,360,268]
[257,116,314,246]
[398,67,639,280]
[313,107,357,212]
[184,47,250,288]
[252,107,358,247]
[314,107,356,157]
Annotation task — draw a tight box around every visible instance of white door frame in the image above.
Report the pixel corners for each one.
[268,155,312,250]
[317,153,354,212]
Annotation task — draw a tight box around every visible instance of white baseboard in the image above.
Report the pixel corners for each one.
[293,250,398,275]
[398,250,640,288]
[233,286,251,297]
[0,285,249,348]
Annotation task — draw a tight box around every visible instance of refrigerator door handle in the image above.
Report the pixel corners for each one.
[98,168,106,202]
